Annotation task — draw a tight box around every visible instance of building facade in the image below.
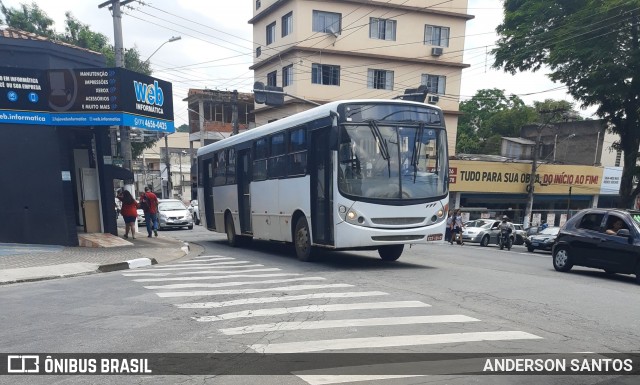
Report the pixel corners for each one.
[249,0,473,156]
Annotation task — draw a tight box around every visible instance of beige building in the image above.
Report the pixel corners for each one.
[249,0,473,155]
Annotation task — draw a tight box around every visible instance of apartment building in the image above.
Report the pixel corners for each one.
[249,0,473,155]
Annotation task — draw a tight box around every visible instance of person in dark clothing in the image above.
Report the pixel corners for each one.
[140,187,159,237]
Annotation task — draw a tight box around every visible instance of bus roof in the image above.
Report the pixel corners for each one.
[196,99,442,158]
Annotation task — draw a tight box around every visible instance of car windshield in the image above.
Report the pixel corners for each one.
[539,227,560,235]
[159,202,186,211]
[465,220,490,228]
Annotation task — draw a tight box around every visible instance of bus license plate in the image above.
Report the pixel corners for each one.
[427,233,443,241]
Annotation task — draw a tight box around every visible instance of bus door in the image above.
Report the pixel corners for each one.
[237,148,252,234]
[202,158,215,230]
[310,128,334,245]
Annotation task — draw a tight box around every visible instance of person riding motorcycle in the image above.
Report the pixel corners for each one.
[498,215,514,249]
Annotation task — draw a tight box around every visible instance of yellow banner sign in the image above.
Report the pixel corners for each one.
[449,160,604,195]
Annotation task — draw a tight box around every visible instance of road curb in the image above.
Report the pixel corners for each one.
[97,257,158,273]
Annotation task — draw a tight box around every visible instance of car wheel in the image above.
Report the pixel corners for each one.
[527,246,534,252]
[378,245,404,261]
[194,214,200,225]
[294,216,313,261]
[187,225,193,230]
[480,235,489,247]
[635,265,640,285]
[225,214,238,247]
[553,246,573,272]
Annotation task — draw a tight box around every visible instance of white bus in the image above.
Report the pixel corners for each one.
[196,99,449,261]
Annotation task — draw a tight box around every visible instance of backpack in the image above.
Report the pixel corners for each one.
[139,195,150,212]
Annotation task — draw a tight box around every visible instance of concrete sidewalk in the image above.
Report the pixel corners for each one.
[0,230,191,285]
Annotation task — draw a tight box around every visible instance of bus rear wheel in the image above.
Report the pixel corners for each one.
[294,216,313,262]
[378,245,404,261]
[225,214,238,247]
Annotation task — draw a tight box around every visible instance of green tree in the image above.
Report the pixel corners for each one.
[176,124,190,133]
[456,89,537,154]
[492,0,640,208]
[0,1,55,37]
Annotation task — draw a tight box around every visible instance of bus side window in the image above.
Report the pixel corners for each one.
[253,138,268,181]
[288,128,307,176]
[268,133,286,178]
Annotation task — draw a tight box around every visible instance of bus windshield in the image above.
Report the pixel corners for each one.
[338,122,448,200]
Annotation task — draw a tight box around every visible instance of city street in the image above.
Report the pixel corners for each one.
[1,225,639,385]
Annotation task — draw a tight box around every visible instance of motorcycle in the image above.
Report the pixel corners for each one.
[499,228,512,251]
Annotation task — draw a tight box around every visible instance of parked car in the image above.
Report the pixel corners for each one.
[157,199,193,230]
[512,223,527,245]
[461,219,515,247]
[525,226,560,252]
[188,200,200,225]
[136,208,146,225]
[552,208,640,283]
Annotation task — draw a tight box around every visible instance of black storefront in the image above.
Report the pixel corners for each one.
[0,29,174,246]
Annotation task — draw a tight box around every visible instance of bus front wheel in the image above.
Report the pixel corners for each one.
[294,216,313,262]
[378,244,404,261]
[225,214,238,247]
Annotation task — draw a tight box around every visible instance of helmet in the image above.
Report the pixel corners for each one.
[502,215,508,220]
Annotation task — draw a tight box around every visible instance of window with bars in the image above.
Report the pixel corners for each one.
[266,22,276,45]
[256,0,261,10]
[311,63,340,85]
[312,10,341,34]
[369,17,396,41]
[424,25,449,47]
[282,64,293,87]
[267,70,277,87]
[282,12,293,37]
[367,69,394,90]
[256,46,261,57]
[421,74,446,94]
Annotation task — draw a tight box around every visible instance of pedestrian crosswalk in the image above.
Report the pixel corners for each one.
[122,253,544,384]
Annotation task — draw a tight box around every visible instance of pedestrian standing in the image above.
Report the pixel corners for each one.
[117,189,138,239]
[445,210,454,243]
[452,209,465,245]
[140,187,159,238]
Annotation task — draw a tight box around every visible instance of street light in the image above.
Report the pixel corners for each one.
[145,36,181,64]
[552,133,576,162]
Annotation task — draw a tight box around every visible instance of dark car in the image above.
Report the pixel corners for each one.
[552,208,640,284]
[525,226,560,252]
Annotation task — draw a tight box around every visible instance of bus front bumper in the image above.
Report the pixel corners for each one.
[333,220,444,249]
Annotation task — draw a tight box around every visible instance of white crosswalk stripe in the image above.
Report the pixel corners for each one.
[123,268,281,277]
[178,257,236,263]
[176,291,389,309]
[144,277,326,290]
[151,261,252,268]
[130,263,264,272]
[133,273,301,282]
[220,315,478,335]
[194,301,430,322]
[250,331,543,353]
[155,283,355,298]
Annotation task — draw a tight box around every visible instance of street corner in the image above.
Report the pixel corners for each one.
[97,258,157,273]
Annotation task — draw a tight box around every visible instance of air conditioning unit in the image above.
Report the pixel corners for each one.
[428,95,440,104]
[431,47,443,56]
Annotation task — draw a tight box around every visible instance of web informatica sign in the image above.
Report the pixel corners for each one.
[0,66,174,133]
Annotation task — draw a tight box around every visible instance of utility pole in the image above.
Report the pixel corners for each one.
[232,90,239,135]
[99,0,135,191]
[164,135,171,199]
[567,186,572,217]
[524,108,566,228]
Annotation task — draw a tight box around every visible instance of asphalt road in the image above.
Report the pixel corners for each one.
[1,225,639,385]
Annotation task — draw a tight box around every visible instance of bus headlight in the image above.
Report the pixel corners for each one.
[347,210,357,220]
[437,209,444,217]
[339,205,347,214]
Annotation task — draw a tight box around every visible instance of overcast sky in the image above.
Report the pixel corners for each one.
[1,0,596,126]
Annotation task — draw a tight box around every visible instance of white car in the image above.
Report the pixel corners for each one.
[136,208,146,225]
[158,199,193,230]
[188,200,200,225]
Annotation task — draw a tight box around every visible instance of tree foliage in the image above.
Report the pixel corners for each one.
[493,0,640,208]
[1,3,157,159]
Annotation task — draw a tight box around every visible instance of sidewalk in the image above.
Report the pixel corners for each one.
[0,228,191,285]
